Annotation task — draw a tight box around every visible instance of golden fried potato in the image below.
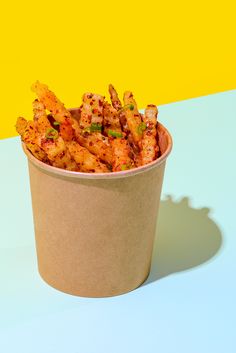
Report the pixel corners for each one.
[40,136,78,171]
[76,131,113,165]
[19,109,78,170]
[31,81,71,122]
[67,141,109,173]
[103,102,123,137]
[82,93,104,125]
[123,91,143,145]
[31,80,79,141]
[139,105,159,165]
[79,101,92,129]
[108,84,122,111]
[16,117,48,162]
[32,99,47,121]
[15,116,28,136]
[110,138,134,172]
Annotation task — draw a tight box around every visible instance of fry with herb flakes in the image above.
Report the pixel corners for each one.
[40,136,78,171]
[76,131,113,165]
[110,138,134,172]
[66,141,109,173]
[31,81,71,122]
[16,117,48,163]
[123,91,143,146]
[82,93,104,126]
[31,80,79,141]
[33,113,78,171]
[139,104,159,166]
[32,101,52,135]
[103,102,123,137]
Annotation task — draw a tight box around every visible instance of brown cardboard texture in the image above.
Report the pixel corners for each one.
[23,111,172,297]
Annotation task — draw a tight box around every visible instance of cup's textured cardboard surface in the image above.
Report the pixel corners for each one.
[24,118,172,297]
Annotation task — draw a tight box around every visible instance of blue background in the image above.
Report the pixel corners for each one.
[0,90,235,352]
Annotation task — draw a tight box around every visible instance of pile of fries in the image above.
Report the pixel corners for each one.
[16,82,160,173]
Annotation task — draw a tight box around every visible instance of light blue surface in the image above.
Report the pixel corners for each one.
[0,90,236,353]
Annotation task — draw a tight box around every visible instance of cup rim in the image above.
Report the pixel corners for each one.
[23,120,172,180]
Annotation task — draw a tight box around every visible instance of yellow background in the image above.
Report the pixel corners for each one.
[0,0,235,139]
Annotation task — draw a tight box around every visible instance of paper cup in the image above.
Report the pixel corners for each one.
[23,109,172,297]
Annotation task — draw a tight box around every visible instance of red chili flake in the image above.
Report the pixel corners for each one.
[98,100,103,107]
[89,142,93,146]
[90,101,93,106]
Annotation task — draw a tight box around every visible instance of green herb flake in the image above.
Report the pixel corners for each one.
[53,121,60,126]
[137,122,147,135]
[108,130,123,138]
[45,128,58,140]
[121,164,127,171]
[129,104,134,111]
[119,104,135,113]
[82,123,102,134]
[90,123,102,132]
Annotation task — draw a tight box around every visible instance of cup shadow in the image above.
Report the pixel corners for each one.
[144,195,223,285]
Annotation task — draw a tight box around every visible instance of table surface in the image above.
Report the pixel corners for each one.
[1,90,236,353]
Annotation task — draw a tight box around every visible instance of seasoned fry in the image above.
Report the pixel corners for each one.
[32,101,52,135]
[33,99,47,121]
[108,84,122,111]
[31,81,79,141]
[31,81,71,122]
[15,116,28,136]
[79,92,104,129]
[16,117,48,163]
[103,102,123,136]
[110,138,134,172]
[40,136,78,171]
[123,91,143,146]
[108,84,131,134]
[29,106,78,171]
[82,93,104,126]
[139,105,159,165]
[79,101,92,129]
[67,141,109,173]
[76,131,113,165]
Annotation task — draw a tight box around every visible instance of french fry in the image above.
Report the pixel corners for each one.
[108,84,122,111]
[110,138,134,172]
[82,93,104,126]
[103,102,123,137]
[139,105,159,165]
[76,131,113,165]
[31,81,79,141]
[67,141,109,173]
[16,117,48,163]
[15,116,28,136]
[123,91,143,146]
[31,81,71,122]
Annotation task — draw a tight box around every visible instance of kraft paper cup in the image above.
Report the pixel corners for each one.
[23,109,172,297]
